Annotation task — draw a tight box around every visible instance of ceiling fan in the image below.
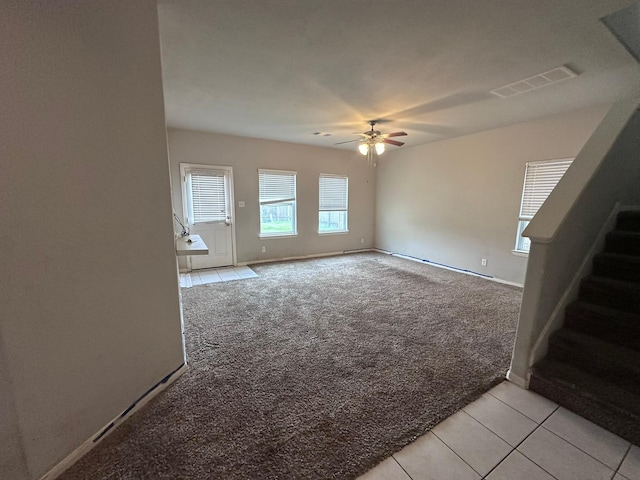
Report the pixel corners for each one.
[335,121,407,161]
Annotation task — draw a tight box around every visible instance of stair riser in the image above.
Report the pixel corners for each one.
[579,282,640,313]
[616,213,640,232]
[605,235,640,256]
[529,373,640,446]
[547,337,640,395]
[592,260,640,282]
[564,313,640,352]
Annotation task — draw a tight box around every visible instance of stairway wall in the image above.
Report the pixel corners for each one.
[509,99,640,386]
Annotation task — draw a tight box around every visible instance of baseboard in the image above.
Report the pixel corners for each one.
[374,249,524,288]
[238,247,524,288]
[506,369,529,389]
[40,363,187,480]
[238,249,375,267]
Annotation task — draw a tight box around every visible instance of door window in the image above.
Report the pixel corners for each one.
[186,170,227,224]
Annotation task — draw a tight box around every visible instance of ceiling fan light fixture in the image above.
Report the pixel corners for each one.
[337,121,406,162]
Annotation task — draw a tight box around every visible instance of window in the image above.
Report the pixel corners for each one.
[185,169,227,224]
[259,169,297,236]
[319,174,348,233]
[515,158,573,253]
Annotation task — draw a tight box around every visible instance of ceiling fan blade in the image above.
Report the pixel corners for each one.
[383,139,405,147]
[401,122,456,136]
[385,132,408,138]
[334,139,361,145]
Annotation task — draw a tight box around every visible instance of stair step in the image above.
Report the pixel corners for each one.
[593,252,640,282]
[616,210,640,232]
[605,230,640,256]
[547,328,640,395]
[530,358,640,446]
[565,301,640,352]
[579,275,640,313]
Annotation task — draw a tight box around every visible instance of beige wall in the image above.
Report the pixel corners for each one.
[167,129,376,266]
[0,2,184,478]
[375,105,609,285]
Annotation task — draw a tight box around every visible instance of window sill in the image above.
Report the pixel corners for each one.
[259,233,298,239]
[511,249,529,257]
[318,230,349,236]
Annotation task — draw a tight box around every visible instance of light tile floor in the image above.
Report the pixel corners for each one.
[179,265,258,287]
[359,381,639,480]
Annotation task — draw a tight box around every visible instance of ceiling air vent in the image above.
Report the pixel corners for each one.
[491,65,578,98]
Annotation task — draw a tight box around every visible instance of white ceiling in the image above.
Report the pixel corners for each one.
[158,0,640,151]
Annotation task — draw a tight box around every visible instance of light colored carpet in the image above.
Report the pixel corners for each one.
[60,252,522,479]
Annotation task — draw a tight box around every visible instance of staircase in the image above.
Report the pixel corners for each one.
[529,210,640,445]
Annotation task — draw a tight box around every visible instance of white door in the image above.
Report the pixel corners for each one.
[181,165,235,269]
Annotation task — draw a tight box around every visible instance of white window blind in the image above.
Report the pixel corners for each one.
[188,170,226,223]
[319,174,348,233]
[319,175,348,212]
[520,159,573,219]
[258,169,297,236]
[259,169,296,205]
[515,158,573,252]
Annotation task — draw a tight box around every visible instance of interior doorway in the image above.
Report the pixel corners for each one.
[180,164,236,269]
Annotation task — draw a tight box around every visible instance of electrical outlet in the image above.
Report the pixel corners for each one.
[261,246,266,253]
[481,258,487,266]
[360,238,365,244]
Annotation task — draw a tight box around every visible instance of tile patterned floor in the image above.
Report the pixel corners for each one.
[179,265,258,287]
[358,381,639,480]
